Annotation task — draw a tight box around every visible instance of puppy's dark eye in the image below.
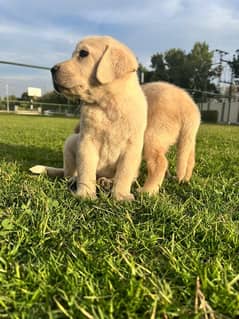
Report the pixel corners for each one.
[79,50,89,58]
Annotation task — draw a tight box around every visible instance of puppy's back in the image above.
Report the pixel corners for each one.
[143,81,199,121]
[142,82,200,145]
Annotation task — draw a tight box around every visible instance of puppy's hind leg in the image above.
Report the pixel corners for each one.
[183,147,195,182]
[176,127,198,183]
[63,134,78,178]
[141,145,168,195]
[63,147,76,178]
[64,147,78,193]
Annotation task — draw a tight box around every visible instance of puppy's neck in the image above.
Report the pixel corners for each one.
[84,72,139,121]
[83,90,119,122]
[94,72,138,103]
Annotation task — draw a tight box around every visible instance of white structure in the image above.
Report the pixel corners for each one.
[27,87,42,110]
[27,87,42,97]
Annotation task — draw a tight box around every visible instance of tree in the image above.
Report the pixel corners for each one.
[141,41,218,95]
[21,91,31,101]
[188,42,214,91]
[143,48,191,86]
[7,95,17,101]
[38,91,69,104]
[138,63,154,83]
[41,90,80,104]
[164,48,190,87]
[150,53,168,81]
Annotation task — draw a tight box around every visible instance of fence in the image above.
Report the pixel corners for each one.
[0,60,52,96]
[0,59,80,116]
[189,89,239,124]
[0,99,80,117]
[1,60,239,123]
[199,99,239,123]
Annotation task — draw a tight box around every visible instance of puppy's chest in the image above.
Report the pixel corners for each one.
[95,128,125,178]
[82,106,128,144]
[99,119,127,159]
[81,107,128,170]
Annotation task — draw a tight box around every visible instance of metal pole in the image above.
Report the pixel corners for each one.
[227,69,234,124]
[6,84,9,112]
[0,60,50,70]
[140,71,144,84]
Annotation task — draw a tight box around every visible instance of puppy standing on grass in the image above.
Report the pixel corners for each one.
[31,82,200,196]
[50,36,147,200]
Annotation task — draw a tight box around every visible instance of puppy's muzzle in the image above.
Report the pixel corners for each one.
[51,64,61,93]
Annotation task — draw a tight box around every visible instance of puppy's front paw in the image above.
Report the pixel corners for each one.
[68,178,96,200]
[113,192,135,201]
[138,186,159,196]
[75,188,97,200]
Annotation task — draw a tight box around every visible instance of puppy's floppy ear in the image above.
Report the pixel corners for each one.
[96,45,138,84]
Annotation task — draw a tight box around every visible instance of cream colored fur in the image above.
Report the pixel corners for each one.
[31,81,200,196]
[141,82,200,194]
[50,36,147,200]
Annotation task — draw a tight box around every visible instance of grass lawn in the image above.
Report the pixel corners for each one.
[0,113,239,318]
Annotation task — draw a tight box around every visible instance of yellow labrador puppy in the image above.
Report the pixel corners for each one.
[31,81,200,195]
[50,36,147,200]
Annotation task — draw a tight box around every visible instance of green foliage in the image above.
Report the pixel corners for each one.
[142,41,219,94]
[165,48,191,88]
[150,53,169,81]
[38,91,80,107]
[188,42,214,91]
[0,115,239,318]
[21,91,31,101]
[38,91,69,104]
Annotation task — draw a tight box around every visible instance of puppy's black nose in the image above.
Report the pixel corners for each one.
[51,64,61,92]
[51,64,60,75]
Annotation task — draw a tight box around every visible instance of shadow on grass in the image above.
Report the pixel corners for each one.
[0,142,62,170]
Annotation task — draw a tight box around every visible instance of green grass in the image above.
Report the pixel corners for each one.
[0,114,239,319]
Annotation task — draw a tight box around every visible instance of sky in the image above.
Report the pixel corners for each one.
[0,0,239,97]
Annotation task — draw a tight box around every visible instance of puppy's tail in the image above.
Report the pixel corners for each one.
[30,165,64,178]
[176,112,200,183]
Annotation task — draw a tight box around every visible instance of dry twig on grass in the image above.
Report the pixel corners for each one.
[195,276,215,319]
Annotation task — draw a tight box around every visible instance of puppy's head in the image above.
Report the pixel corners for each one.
[51,36,138,102]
